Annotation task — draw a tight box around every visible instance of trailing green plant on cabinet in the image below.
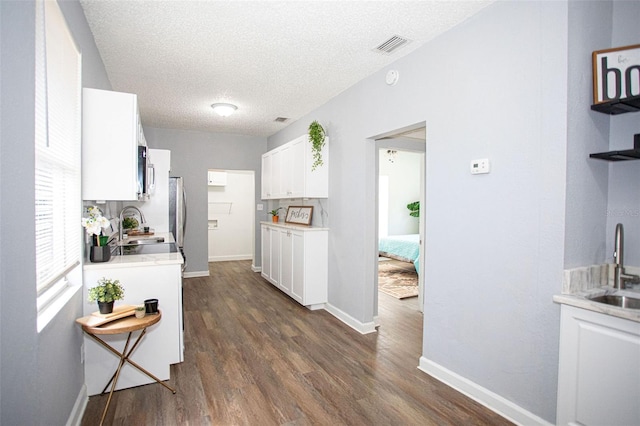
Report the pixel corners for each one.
[261,133,329,200]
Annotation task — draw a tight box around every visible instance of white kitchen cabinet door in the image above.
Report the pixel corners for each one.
[270,148,284,199]
[280,229,293,294]
[556,304,640,426]
[261,153,272,199]
[286,137,306,198]
[268,226,281,286]
[82,88,144,201]
[261,224,271,279]
[290,230,305,304]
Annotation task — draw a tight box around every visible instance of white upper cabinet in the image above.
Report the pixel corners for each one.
[82,88,146,201]
[261,135,328,200]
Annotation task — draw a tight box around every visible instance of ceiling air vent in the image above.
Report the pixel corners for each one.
[375,35,411,55]
[274,117,289,123]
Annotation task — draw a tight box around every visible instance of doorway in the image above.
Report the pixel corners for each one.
[372,124,426,327]
[207,169,255,264]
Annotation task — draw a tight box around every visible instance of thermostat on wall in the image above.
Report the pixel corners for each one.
[470,158,490,175]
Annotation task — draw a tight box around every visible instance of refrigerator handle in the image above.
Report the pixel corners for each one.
[182,186,187,238]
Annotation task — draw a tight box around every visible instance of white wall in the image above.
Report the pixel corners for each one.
[268,1,569,422]
[208,170,255,261]
[379,150,421,236]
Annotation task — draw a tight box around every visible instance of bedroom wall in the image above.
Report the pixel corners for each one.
[268,1,568,422]
[379,150,421,236]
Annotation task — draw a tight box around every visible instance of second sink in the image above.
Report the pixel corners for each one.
[589,294,640,309]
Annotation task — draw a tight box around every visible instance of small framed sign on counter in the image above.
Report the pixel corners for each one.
[592,44,640,104]
[285,206,313,226]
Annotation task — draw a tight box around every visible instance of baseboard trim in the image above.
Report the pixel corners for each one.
[183,270,209,278]
[208,255,253,262]
[418,357,552,426]
[324,303,377,334]
[66,384,87,426]
[251,264,261,273]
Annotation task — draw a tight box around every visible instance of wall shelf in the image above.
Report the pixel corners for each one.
[591,95,640,115]
[590,134,640,161]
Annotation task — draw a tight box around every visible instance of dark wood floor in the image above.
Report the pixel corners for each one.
[81,260,511,425]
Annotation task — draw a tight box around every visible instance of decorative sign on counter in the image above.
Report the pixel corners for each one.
[285,206,313,226]
[592,44,640,104]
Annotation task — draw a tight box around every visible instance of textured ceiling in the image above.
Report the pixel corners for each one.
[79,1,493,137]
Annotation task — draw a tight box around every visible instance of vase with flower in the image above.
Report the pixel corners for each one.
[82,206,112,262]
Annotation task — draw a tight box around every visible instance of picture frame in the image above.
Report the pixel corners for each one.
[285,206,313,226]
[592,44,640,104]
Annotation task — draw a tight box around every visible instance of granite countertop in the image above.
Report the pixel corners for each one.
[554,263,640,323]
[83,232,184,270]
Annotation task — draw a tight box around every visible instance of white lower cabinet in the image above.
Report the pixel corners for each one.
[556,305,640,426]
[83,262,183,395]
[261,223,327,309]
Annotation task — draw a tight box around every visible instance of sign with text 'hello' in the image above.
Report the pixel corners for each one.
[593,44,640,104]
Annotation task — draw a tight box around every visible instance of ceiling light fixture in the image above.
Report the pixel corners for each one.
[211,103,237,117]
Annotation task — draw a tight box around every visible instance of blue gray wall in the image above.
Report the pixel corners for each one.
[143,127,267,275]
[1,0,111,424]
[267,1,609,422]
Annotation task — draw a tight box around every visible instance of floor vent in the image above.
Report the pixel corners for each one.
[274,117,289,123]
[374,35,411,55]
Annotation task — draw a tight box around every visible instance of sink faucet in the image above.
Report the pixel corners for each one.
[118,205,146,243]
[613,223,640,290]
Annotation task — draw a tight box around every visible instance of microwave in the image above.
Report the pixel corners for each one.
[137,146,155,200]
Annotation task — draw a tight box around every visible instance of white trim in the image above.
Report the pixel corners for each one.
[251,264,261,272]
[65,384,87,426]
[418,357,552,426]
[208,255,253,262]
[183,270,209,278]
[324,303,377,334]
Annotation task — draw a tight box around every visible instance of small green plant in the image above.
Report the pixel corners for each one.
[122,216,139,230]
[407,201,420,218]
[87,277,125,303]
[135,305,145,311]
[269,207,282,216]
[308,120,326,171]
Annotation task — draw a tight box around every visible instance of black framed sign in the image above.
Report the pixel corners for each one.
[592,44,640,104]
[285,206,313,226]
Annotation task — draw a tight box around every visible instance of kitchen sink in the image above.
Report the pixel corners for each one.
[589,294,640,309]
[126,237,165,245]
[116,242,178,255]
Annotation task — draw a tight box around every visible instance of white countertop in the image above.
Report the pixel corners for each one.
[553,287,640,323]
[83,232,183,270]
[261,221,329,231]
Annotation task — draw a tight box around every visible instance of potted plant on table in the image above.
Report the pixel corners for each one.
[269,207,282,223]
[82,206,112,262]
[88,277,125,314]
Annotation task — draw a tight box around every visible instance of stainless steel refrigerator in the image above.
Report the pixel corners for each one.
[169,176,187,268]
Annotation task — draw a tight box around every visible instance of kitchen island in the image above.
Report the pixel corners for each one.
[82,233,184,395]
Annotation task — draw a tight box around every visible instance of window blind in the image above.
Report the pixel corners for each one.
[35,0,82,298]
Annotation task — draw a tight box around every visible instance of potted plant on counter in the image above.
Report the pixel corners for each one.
[269,207,282,223]
[88,277,125,314]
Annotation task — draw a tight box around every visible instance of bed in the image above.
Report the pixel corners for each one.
[378,234,420,272]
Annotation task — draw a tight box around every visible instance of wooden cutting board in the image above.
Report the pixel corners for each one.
[76,304,137,328]
[126,229,155,236]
